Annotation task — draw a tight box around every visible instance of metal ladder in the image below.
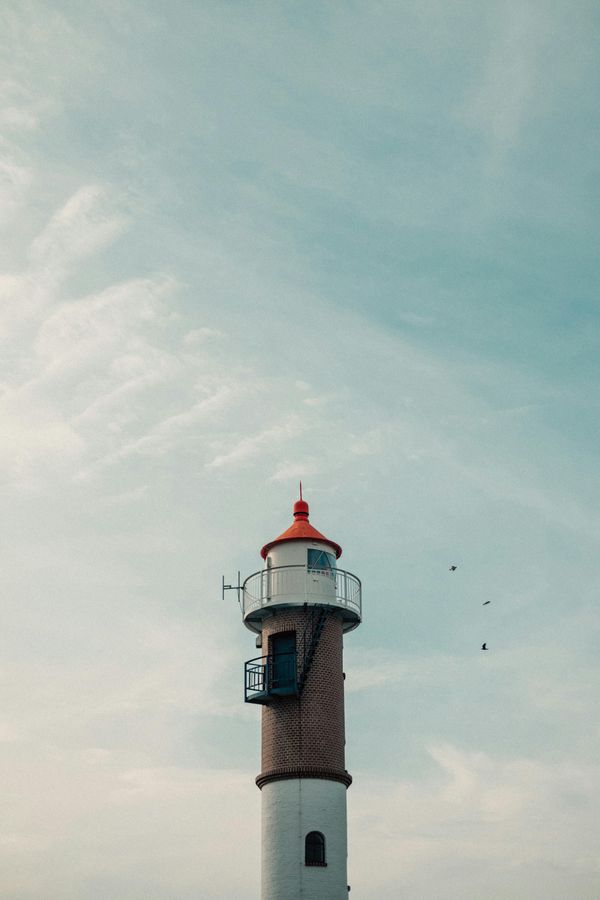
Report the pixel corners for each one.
[298,606,329,694]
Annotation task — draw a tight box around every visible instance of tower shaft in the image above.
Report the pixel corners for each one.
[258,609,349,787]
[258,608,350,900]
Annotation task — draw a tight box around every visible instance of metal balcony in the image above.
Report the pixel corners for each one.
[244,651,298,704]
[242,564,361,632]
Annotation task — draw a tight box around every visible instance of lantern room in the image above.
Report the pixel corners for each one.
[241,493,362,635]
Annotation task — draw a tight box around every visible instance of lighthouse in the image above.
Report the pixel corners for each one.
[240,490,362,900]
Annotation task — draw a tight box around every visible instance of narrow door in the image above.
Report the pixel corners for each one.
[270,631,296,694]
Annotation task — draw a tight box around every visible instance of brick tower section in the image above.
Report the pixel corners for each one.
[256,608,351,790]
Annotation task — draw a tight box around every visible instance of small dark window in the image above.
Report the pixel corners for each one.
[305,831,326,866]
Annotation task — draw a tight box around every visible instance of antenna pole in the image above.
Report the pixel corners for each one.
[222,571,243,610]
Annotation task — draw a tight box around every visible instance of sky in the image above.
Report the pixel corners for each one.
[1,1,599,897]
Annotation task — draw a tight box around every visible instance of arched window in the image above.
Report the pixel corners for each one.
[305,831,326,866]
[307,548,336,576]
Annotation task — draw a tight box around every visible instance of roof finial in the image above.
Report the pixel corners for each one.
[293,483,309,520]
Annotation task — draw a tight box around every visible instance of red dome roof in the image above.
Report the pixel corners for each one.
[260,495,342,560]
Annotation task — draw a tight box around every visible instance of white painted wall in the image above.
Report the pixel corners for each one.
[261,778,348,900]
[267,539,336,570]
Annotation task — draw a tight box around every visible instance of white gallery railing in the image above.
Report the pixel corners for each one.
[242,564,361,620]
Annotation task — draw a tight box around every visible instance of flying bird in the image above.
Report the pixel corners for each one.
[482,601,491,605]
[481,643,488,650]
[449,565,457,571]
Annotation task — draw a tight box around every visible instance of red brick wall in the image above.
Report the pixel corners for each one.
[257,608,351,789]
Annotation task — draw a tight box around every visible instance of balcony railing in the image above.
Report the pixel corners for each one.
[244,651,298,704]
[242,564,361,621]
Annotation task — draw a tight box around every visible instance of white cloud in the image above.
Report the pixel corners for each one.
[31,278,175,379]
[345,651,464,693]
[121,386,237,454]
[0,105,37,130]
[0,585,257,899]
[99,484,149,506]
[183,327,222,345]
[303,393,335,408]
[0,75,57,133]
[270,458,320,483]
[0,722,21,743]
[459,5,547,171]
[0,401,85,480]
[0,755,259,899]
[0,79,37,127]
[0,185,131,344]
[0,270,184,487]
[206,416,305,470]
[396,311,436,327]
[29,184,128,274]
[0,154,32,224]
[349,745,600,898]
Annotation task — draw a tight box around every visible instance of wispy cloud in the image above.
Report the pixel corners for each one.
[270,458,320,483]
[0,154,32,225]
[29,184,127,276]
[0,185,128,341]
[0,268,182,488]
[78,385,240,478]
[206,416,305,470]
[0,78,45,131]
[183,327,222,346]
[459,8,537,167]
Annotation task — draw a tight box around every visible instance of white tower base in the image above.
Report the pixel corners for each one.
[261,778,348,900]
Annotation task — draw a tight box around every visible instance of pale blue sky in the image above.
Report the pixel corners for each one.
[1,2,599,898]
